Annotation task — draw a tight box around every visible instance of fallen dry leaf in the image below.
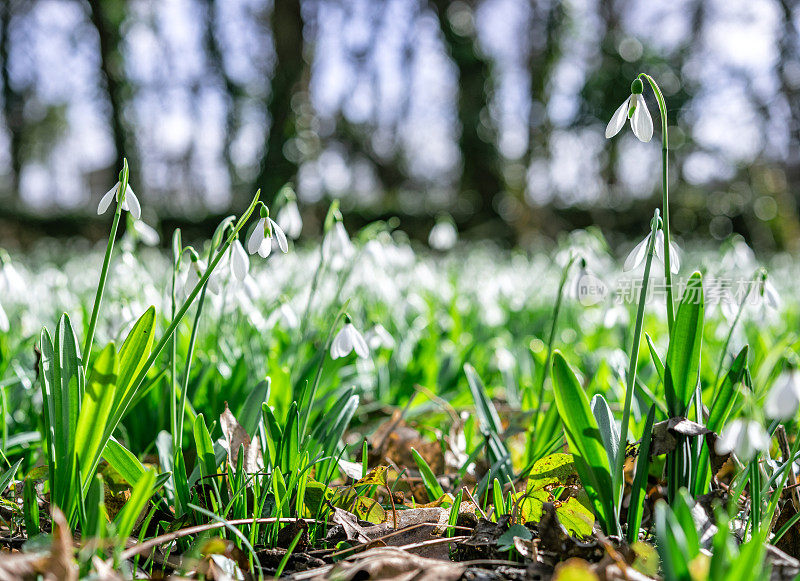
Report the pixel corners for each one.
[219,403,263,474]
[325,547,465,581]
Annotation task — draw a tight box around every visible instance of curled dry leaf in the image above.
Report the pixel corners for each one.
[219,403,263,474]
[326,547,466,581]
[651,417,711,456]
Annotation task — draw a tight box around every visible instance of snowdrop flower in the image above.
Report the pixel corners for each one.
[765,370,800,421]
[330,316,369,359]
[276,197,303,239]
[754,271,780,312]
[98,180,141,219]
[229,239,249,282]
[605,78,653,142]
[716,419,770,462]
[429,217,458,250]
[624,230,680,273]
[571,257,607,306]
[247,205,288,258]
[366,324,395,350]
[131,219,160,246]
[323,220,356,271]
[184,253,222,295]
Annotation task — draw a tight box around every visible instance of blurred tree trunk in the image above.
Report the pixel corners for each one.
[201,0,244,199]
[519,0,564,240]
[85,0,133,180]
[1,1,24,196]
[430,0,508,240]
[254,0,305,207]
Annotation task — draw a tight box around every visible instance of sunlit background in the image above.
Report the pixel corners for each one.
[0,0,797,251]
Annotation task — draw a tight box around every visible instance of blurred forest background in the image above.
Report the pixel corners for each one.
[0,0,799,251]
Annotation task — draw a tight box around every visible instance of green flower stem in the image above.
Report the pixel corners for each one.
[614,211,660,507]
[298,300,349,439]
[532,254,576,434]
[176,263,212,451]
[169,248,180,446]
[82,160,129,372]
[639,74,675,335]
[750,458,762,535]
[100,191,260,448]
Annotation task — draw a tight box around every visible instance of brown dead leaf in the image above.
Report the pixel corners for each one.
[44,508,77,581]
[220,403,262,473]
[369,413,444,476]
[651,417,711,456]
[326,547,465,581]
[331,508,371,544]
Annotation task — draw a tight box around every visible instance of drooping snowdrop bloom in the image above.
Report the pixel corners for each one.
[131,219,160,246]
[184,254,222,295]
[624,229,680,273]
[229,239,249,282]
[276,198,303,240]
[98,180,141,219]
[247,205,288,258]
[765,370,800,421]
[754,271,780,312]
[429,217,458,250]
[323,220,356,271]
[716,419,770,462]
[605,78,653,142]
[330,316,369,359]
[366,324,395,350]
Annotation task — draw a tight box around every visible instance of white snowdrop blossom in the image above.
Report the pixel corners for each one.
[230,239,249,282]
[323,221,356,271]
[765,370,800,421]
[605,80,653,142]
[184,258,222,295]
[366,324,395,350]
[132,220,160,246]
[276,199,303,239]
[330,317,369,359]
[624,230,680,273]
[755,274,781,312]
[247,206,289,258]
[429,219,458,250]
[716,419,770,462]
[98,181,141,219]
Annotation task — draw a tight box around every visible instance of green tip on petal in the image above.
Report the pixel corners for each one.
[627,103,636,119]
[631,78,644,95]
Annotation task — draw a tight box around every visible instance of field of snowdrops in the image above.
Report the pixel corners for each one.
[2,171,800,580]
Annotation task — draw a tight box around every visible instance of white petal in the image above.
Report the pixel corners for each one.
[231,240,249,281]
[277,203,303,239]
[653,230,665,263]
[97,184,118,215]
[0,303,8,332]
[247,219,266,255]
[623,233,650,271]
[716,421,742,455]
[125,185,141,219]
[631,94,653,142]
[605,97,630,138]
[351,327,369,358]
[331,327,353,359]
[133,221,160,246]
[270,219,289,253]
[668,241,681,273]
[257,237,272,258]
